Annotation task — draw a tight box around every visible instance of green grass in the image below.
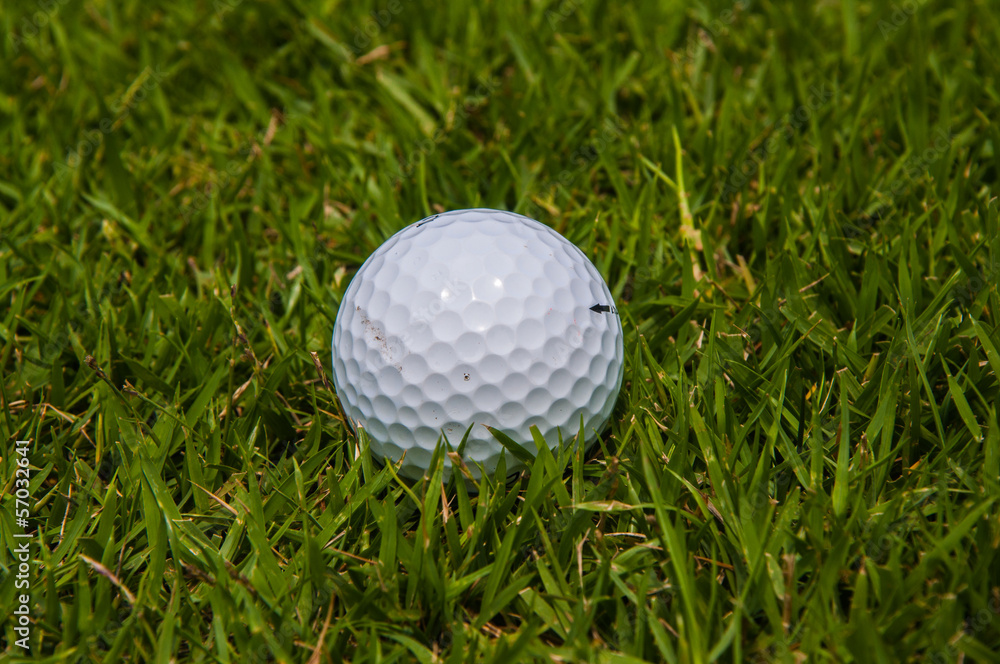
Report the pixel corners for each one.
[2,0,1000,661]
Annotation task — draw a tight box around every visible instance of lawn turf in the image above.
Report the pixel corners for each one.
[2,0,1000,661]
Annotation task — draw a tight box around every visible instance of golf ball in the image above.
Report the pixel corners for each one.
[331,208,624,480]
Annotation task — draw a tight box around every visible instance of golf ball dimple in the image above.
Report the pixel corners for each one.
[331,208,625,480]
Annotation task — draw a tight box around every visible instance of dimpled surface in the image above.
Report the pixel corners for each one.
[331,209,624,480]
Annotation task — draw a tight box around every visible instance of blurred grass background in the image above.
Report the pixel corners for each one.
[2,0,1000,661]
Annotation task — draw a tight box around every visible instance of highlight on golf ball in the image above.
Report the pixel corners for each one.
[331,208,624,480]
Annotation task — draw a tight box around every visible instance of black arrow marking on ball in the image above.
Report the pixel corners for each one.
[414,215,440,228]
[590,304,618,315]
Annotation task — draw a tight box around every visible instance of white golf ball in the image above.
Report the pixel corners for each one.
[331,208,624,480]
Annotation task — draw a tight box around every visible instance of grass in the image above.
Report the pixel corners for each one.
[2,0,999,661]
